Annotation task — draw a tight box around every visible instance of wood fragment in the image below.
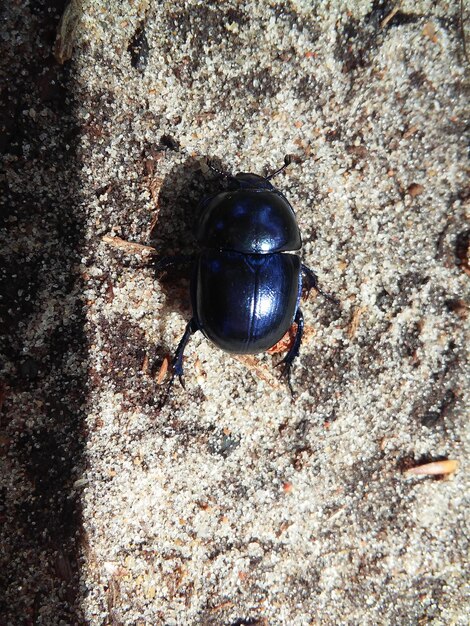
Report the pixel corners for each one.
[106,576,121,612]
[423,22,438,44]
[156,355,171,384]
[267,324,297,355]
[381,6,400,29]
[232,355,281,389]
[102,235,157,256]
[405,459,458,477]
[147,213,159,239]
[210,600,234,613]
[267,324,315,354]
[149,176,164,205]
[403,125,419,139]
[348,307,366,339]
[142,353,150,374]
[54,0,83,64]
[146,176,164,237]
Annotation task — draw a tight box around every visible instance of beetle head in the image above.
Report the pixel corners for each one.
[232,173,275,190]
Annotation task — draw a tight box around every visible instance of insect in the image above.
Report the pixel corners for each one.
[157,156,337,402]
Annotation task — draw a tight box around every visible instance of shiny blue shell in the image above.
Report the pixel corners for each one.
[192,173,303,353]
[195,173,301,253]
[193,251,301,353]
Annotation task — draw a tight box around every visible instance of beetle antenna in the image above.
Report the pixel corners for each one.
[266,154,293,181]
[276,360,296,401]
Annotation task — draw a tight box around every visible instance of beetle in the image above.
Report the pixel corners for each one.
[157,156,337,401]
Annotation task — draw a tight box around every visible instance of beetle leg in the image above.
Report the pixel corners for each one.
[158,318,198,409]
[277,308,304,398]
[155,254,194,273]
[301,264,339,304]
[172,317,198,388]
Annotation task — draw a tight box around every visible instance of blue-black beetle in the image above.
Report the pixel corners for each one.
[158,156,337,400]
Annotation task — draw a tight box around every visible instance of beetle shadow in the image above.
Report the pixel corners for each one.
[148,155,225,324]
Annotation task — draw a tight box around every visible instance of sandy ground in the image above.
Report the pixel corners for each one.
[1,1,469,625]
